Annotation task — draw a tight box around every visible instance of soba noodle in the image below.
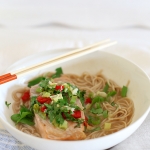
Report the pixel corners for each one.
[12,71,134,140]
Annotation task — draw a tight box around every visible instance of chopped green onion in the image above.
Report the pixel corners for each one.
[33,104,40,113]
[59,120,68,129]
[107,91,116,97]
[36,87,43,93]
[121,86,128,97]
[103,83,109,93]
[42,92,51,97]
[104,123,111,130]
[28,77,45,87]
[70,96,77,104]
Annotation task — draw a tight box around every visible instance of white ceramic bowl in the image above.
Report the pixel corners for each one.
[0,49,150,150]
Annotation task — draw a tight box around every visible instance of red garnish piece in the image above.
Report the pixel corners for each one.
[72,110,81,118]
[55,85,64,91]
[21,91,30,102]
[85,97,92,104]
[40,105,47,112]
[62,112,66,119]
[83,116,88,126]
[37,96,52,104]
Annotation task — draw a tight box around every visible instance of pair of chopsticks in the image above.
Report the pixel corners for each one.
[0,39,117,85]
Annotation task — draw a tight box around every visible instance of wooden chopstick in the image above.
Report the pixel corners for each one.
[0,39,117,85]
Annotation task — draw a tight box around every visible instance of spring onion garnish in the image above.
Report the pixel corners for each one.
[121,86,128,97]
[104,123,111,130]
[107,91,116,97]
[28,77,45,87]
[103,83,109,93]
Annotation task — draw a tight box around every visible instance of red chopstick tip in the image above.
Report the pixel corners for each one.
[0,74,17,85]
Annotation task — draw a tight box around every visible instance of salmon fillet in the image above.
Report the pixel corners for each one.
[34,99,86,140]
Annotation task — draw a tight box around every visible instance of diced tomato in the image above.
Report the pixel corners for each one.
[55,85,64,91]
[72,110,81,118]
[37,96,52,104]
[21,91,30,102]
[40,105,47,112]
[85,97,92,104]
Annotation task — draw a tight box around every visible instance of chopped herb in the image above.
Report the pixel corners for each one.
[55,113,64,125]
[77,90,85,106]
[30,96,37,110]
[48,111,55,123]
[5,101,11,108]
[103,110,108,118]
[90,108,103,114]
[88,116,100,125]
[121,86,128,97]
[95,102,101,109]
[11,105,34,126]
[51,67,63,78]
[39,78,50,90]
